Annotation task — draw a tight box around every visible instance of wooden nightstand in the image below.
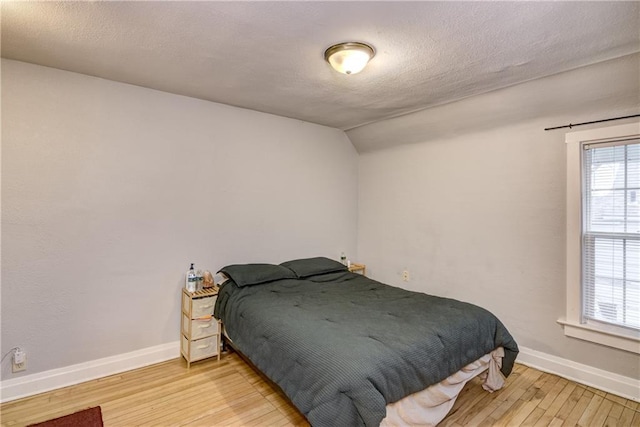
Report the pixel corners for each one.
[348,263,366,276]
[181,287,221,368]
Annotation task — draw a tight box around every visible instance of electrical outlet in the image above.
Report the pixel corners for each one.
[402,270,410,282]
[12,349,27,373]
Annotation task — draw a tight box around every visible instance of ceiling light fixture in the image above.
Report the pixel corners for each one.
[324,42,375,75]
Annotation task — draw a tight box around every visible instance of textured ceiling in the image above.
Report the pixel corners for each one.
[1,1,639,131]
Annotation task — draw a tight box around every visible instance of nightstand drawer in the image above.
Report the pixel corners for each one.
[181,335,219,361]
[182,315,220,340]
[181,286,221,367]
[182,295,217,319]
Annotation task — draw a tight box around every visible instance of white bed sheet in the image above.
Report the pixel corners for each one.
[381,347,505,426]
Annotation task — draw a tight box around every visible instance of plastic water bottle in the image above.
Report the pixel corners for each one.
[186,263,197,292]
[340,252,346,265]
[196,269,204,291]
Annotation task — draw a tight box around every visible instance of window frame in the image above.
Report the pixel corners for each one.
[562,122,640,354]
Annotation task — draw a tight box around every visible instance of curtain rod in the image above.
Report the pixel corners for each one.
[544,114,640,131]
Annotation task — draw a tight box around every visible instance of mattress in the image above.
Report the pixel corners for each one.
[214,258,518,426]
[223,327,505,427]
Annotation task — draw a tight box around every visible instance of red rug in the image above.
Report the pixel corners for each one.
[27,406,103,427]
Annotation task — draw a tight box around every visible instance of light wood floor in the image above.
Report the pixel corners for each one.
[1,352,638,427]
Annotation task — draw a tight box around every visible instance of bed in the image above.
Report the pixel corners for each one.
[214,257,518,426]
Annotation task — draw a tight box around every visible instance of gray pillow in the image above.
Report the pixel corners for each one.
[218,264,296,287]
[280,257,347,278]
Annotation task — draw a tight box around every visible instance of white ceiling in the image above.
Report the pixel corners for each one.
[2,1,639,131]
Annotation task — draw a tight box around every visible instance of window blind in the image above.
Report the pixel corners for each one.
[583,139,640,330]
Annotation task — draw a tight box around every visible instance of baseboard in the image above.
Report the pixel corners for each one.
[0,341,180,403]
[2,342,637,404]
[518,346,639,402]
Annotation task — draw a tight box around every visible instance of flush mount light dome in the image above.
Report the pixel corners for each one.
[324,42,375,75]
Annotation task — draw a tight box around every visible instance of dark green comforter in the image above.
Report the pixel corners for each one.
[215,271,518,427]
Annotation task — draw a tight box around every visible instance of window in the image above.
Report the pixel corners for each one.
[583,140,640,329]
[563,123,640,353]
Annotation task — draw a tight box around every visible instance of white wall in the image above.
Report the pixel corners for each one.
[357,54,640,379]
[0,59,358,378]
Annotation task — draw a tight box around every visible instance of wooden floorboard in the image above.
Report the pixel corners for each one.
[1,353,638,427]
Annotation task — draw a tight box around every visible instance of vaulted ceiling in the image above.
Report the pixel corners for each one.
[2,1,639,131]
